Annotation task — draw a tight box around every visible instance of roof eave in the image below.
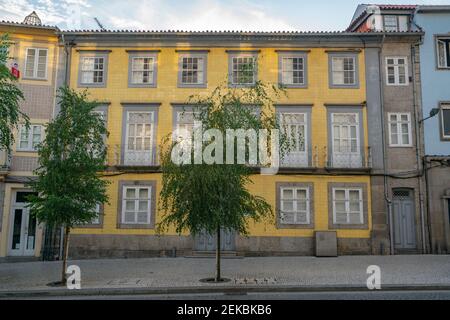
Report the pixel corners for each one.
[416,5,450,13]
[0,21,59,31]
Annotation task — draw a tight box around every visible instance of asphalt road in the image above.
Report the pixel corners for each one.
[7,290,450,300]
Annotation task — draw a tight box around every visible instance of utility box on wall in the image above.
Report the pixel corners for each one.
[315,231,337,257]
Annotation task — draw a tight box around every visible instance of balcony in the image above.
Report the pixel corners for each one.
[324,146,372,171]
[0,149,11,177]
[109,144,159,170]
[279,146,319,170]
[106,144,372,173]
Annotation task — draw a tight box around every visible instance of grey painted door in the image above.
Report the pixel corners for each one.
[392,190,416,250]
[194,229,235,251]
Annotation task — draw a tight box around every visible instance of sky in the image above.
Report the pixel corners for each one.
[0,0,449,32]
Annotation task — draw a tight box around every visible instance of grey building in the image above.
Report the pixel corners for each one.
[348,4,428,254]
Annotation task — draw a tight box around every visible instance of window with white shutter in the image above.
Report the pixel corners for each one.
[128,53,157,86]
[78,53,108,87]
[436,37,450,69]
[386,57,408,85]
[124,111,154,165]
[17,124,43,151]
[228,53,258,86]
[280,187,311,225]
[278,53,307,87]
[121,186,152,225]
[179,54,207,86]
[331,112,362,167]
[332,188,363,224]
[24,48,47,79]
[388,113,412,147]
[279,112,308,167]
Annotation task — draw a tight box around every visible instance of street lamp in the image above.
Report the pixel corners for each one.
[419,108,440,123]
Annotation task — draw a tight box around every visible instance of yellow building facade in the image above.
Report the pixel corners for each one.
[62,31,374,257]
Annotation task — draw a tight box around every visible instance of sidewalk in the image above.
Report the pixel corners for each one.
[0,255,449,297]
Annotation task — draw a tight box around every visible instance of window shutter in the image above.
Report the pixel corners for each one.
[37,49,47,78]
[438,40,447,68]
[25,48,36,77]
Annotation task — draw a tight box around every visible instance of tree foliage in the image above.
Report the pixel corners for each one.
[158,81,289,237]
[0,33,29,153]
[27,87,109,228]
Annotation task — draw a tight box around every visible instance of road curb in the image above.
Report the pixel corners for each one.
[1,284,450,298]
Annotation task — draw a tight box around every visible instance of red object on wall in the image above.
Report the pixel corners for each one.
[11,66,20,79]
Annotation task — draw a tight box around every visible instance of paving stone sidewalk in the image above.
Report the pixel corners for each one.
[0,255,449,293]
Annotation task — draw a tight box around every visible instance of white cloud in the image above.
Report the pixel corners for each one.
[0,0,91,27]
[2,0,449,32]
[0,0,297,31]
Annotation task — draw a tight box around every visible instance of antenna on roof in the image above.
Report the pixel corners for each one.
[94,17,106,31]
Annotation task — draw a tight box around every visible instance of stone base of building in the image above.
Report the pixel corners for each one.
[425,156,450,254]
[68,234,371,259]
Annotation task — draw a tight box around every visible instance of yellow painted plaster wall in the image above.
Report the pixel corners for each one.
[69,46,370,239]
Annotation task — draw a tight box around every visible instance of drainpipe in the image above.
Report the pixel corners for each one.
[411,41,428,254]
[376,35,395,255]
[61,34,71,87]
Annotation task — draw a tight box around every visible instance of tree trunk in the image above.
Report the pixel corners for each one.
[61,226,70,284]
[215,226,221,282]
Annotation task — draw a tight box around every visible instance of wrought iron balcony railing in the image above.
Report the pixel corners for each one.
[324,146,372,169]
[106,144,371,171]
[109,144,157,167]
[0,149,11,174]
[279,146,319,168]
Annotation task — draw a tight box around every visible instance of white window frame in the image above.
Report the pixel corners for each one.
[441,104,450,139]
[279,54,306,87]
[90,204,101,224]
[121,186,151,225]
[280,186,310,225]
[124,111,154,165]
[24,48,48,80]
[332,188,363,225]
[330,112,361,168]
[330,56,357,87]
[174,110,201,142]
[130,56,155,85]
[436,37,450,69]
[179,54,207,86]
[388,112,412,147]
[229,54,257,86]
[79,55,106,86]
[279,112,308,167]
[17,124,43,152]
[385,56,409,86]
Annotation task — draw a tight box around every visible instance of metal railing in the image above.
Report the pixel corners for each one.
[324,146,372,169]
[280,146,319,168]
[106,144,371,170]
[0,149,11,173]
[109,144,157,167]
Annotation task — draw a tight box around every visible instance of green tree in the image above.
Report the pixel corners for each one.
[0,34,29,153]
[158,81,289,282]
[27,87,109,284]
